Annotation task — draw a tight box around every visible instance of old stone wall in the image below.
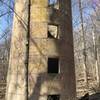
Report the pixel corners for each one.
[6,0,76,100]
[28,0,76,100]
[6,0,28,100]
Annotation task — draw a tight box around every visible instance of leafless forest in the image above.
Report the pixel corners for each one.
[0,0,100,100]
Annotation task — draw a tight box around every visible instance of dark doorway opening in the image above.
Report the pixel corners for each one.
[47,95,60,100]
[48,58,59,74]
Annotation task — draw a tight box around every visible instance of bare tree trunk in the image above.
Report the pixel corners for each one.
[78,0,88,92]
[92,31,99,85]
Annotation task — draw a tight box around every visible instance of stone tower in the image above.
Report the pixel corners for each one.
[6,0,76,100]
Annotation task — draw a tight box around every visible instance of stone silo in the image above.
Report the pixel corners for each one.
[6,0,76,100]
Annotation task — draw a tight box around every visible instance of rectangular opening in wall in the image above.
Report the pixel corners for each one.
[48,25,59,39]
[47,95,60,100]
[48,58,59,74]
[48,0,59,9]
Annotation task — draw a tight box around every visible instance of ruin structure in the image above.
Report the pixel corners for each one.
[6,0,76,100]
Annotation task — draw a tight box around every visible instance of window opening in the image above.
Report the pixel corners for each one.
[48,25,59,39]
[48,58,59,74]
[48,0,58,5]
[47,95,60,100]
[48,0,59,9]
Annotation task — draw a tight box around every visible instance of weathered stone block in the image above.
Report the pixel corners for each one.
[47,39,74,60]
[29,39,47,56]
[40,80,61,94]
[31,7,48,22]
[31,0,48,7]
[47,39,59,56]
[28,56,47,74]
[30,22,47,38]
